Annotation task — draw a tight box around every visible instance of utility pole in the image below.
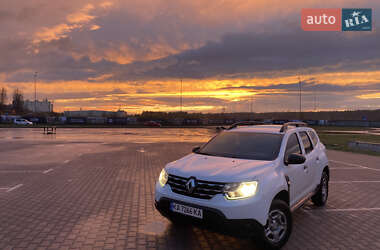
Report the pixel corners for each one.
[34,72,38,113]
[250,94,253,113]
[298,76,302,120]
[180,78,183,112]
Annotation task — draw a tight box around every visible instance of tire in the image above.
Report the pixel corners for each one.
[311,170,329,206]
[256,199,292,249]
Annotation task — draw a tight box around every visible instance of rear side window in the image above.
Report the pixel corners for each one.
[299,131,313,154]
[308,131,319,146]
[285,133,302,159]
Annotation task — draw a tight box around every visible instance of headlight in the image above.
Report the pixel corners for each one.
[224,181,258,200]
[158,168,168,187]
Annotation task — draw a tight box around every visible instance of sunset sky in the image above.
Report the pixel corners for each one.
[1,0,380,113]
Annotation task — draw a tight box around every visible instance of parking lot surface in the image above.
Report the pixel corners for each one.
[1,128,380,249]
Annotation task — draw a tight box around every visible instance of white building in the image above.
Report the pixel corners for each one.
[24,99,53,113]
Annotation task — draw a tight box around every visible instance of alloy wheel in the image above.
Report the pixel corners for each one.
[264,209,287,243]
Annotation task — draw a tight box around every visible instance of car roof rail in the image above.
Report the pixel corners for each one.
[227,121,265,130]
[279,122,308,133]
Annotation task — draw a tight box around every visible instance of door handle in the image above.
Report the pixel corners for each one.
[316,156,320,161]
[304,165,308,170]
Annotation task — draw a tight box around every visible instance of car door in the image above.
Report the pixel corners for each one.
[298,131,316,194]
[283,132,308,205]
[308,130,324,187]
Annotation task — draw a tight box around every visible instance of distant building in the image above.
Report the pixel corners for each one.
[24,99,53,113]
[1,115,21,123]
[87,117,107,124]
[64,110,127,118]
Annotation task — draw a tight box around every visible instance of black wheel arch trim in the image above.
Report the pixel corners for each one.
[323,166,330,180]
[273,189,290,205]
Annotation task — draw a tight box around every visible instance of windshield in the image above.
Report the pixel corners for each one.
[197,132,283,161]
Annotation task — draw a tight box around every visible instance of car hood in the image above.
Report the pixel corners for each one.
[166,153,275,183]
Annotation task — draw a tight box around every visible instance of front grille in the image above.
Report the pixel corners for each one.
[167,174,226,199]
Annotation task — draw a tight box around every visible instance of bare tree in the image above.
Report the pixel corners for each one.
[12,88,24,113]
[0,87,6,111]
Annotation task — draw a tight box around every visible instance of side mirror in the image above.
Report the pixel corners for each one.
[285,153,306,165]
[192,146,200,153]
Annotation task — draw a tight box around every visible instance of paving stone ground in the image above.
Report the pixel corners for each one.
[1,128,380,249]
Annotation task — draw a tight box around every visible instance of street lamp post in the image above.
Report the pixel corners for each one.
[180,78,183,112]
[34,72,38,113]
[299,76,302,120]
[250,94,253,113]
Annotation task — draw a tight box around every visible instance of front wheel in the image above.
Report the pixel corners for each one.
[311,170,329,206]
[256,199,292,249]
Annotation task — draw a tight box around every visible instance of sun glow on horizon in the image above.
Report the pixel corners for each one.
[2,70,380,114]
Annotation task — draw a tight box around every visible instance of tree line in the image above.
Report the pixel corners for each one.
[0,87,25,113]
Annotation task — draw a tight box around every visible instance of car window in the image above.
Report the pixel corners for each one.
[284,133,302,160]
[308,131,318,146]
[299,131,313,154]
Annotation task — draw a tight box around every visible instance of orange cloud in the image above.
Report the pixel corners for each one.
[33,3,101,44]
[66,4,95,23]
[357,93,380,99]
[2,68,380,113]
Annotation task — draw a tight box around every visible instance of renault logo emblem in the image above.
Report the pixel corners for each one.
[185,178,196,194]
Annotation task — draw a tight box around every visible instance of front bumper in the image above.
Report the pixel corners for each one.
[155,182,270,226]
[155,197,263,237]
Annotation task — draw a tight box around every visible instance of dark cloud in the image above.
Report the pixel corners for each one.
[151,96,227,106]
[2,37,120,82]
[220,81,380,93]
[119,31,380,80]
[16,6,45,22]
[0,38,31,73]
[5,27,380,84]
[0,10,14,22]
[2,2,380,83]
[29,88,125,101]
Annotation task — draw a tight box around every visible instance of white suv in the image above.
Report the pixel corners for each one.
[155,122,329,249]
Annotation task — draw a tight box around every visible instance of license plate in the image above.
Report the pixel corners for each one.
[170,202,203,219]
